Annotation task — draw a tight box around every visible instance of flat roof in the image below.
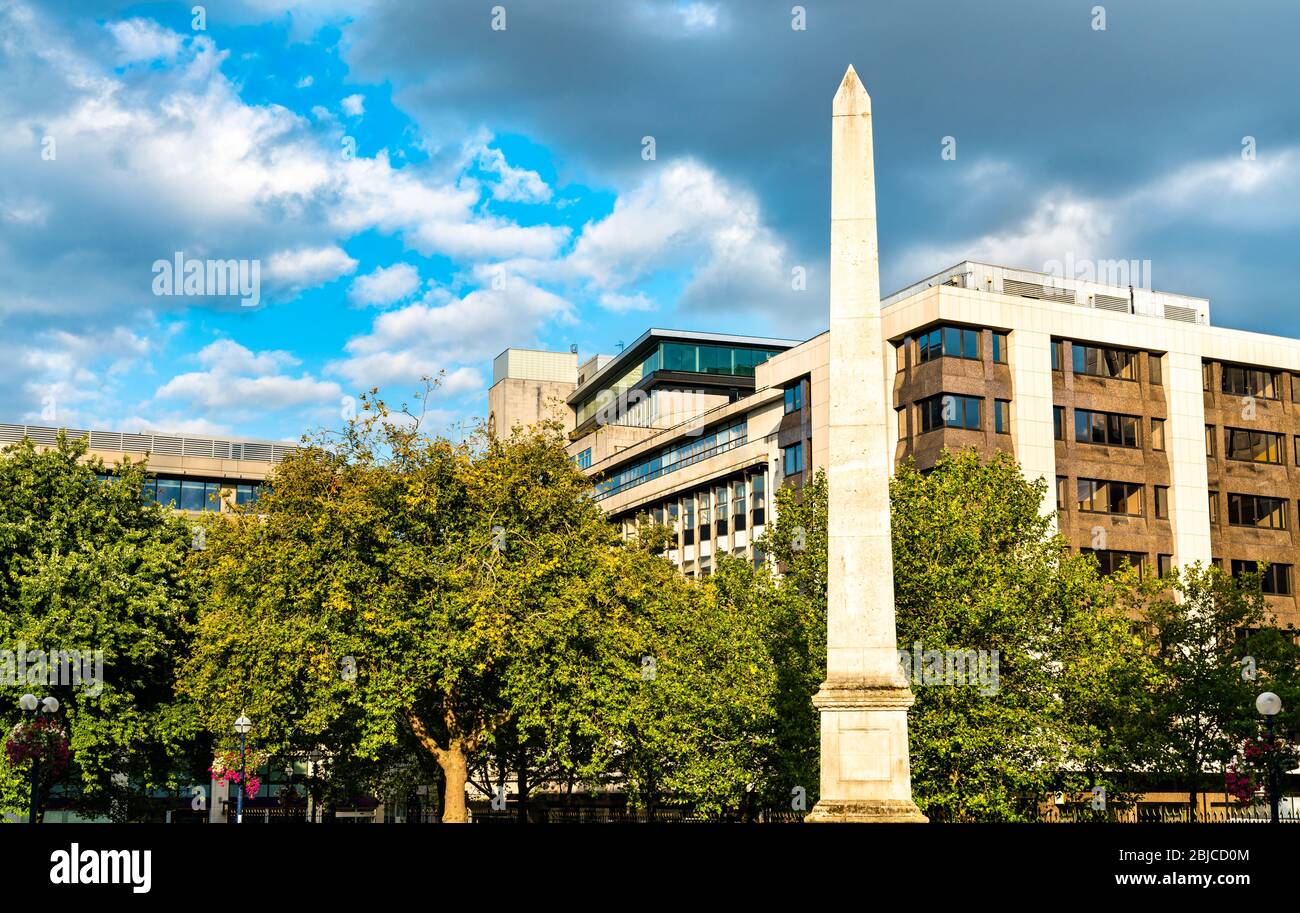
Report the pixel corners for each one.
[569,327,802,403]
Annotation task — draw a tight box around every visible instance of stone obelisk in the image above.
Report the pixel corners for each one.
[807,66,926,823]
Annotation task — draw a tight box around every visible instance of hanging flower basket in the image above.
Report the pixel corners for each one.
[209,747,269,799]
[4,717,72,780]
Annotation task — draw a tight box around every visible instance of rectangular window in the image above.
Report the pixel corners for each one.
[1076,478,1144,516]
[683,498,696,546]
[1072,343,1137,380]
[155,477,181,508]
[783,384,803,414]
[1158,554,1174,578]
[1053,406,1065,441]
[1208,490,1219,524]
[917,325,981,364]
[574,448,592,470]
[1227,493,1287,529]
[1221,364,1278,399]
[751,474,766,527]
[698,491,711,540]
[783,442,804,476]
[1151,418,1166,451]
[180,480,219,512]
[1155,486,1169,519]
[1203,361,1213,391]
[732,480,747,532]
[992,332,1008,364]
[1225,428,1283,464]
[1056,476,1068,511]
[994,400,1011,434]
[1206,425,1215,458]
[234,483,261,507]
[1148,354,1163,385]
[920,393,982,432]
[1295,436,1300,466]
[1051,340,1062,372]
[1074,409,1140,448]
[715,485,728,536]
[1231,560,1293,596]
[1293,374,1300,404]
[1083,549,1147,577]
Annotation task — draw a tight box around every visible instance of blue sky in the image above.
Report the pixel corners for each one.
[3,0,1299,442]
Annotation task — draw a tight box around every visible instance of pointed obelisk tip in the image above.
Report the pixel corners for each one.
[832,64,871,115]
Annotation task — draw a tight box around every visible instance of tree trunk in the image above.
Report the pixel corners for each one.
[1189,788,1198,822]
[405,711,472,824]
[517,763,529,824]
[439,743,469,824]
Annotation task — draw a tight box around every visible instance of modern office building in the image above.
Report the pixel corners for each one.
[490,260,1300,629]
[0,422,293,513]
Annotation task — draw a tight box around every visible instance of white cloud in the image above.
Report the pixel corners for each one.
[156,339,342,412]
[296,75,314,88]
[348,262,421,306]
[476,145,552,204]
[265,245,359,292]
[107,18,184,65]
[341,93,365,116]
[330,276,573,388]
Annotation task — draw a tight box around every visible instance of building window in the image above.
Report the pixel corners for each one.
[1225,428,1283,464]
[179,480,222,512]
[1074,409,1139,448]
[994,400,1011,434]
[1231,560,1293,596]
[1053,406,1065,441]
[574,448,592,470]
[1157,554,1174,578]
[751,473,766,527]
[1154,486,1169,519]
[1051,340,1063,372]
[917,325,980,364]
[992,332,1008,364]
[715,484,728,536]
[733,480,747,532]
[1227,493,1287,530]
[1221,365,1278,399]
[683,498,696,546]
[1072,343,1137,380]
[1208,490,1219,524]
[1150,419,1166,451]
[1205,425,1215,458]
[1148,354,1163,385]
[1083,549,1146,577]
[920,393,982,432]
[1203,361,1214,391]
[783,442,804,476]
[1293,374,1300,404]
[1076,478,1144,516]
[234,483,261,507]
[1295,436,1300,466]
[784,384,803,414]
[1056,476,1068,511]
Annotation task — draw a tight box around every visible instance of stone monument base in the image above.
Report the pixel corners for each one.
[805,798,928,823]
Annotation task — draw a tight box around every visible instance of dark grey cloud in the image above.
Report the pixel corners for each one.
[341,0,1300,333]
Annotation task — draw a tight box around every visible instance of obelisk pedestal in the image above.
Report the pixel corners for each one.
[806,65,926,823]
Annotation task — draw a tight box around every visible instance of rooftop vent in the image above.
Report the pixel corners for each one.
[1004,278,1076,305]
[1093,294,1131,314]
[1163,304,1199,324]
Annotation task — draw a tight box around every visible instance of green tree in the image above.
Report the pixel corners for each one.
[1141,561,1300,816]
[0,434,201,820]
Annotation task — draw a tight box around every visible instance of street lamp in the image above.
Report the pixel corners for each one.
[1256,692,1283,824]
[233,715,252,824]
[19,694,59,824]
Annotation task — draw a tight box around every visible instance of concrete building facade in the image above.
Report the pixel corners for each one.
[489,260,1300,630]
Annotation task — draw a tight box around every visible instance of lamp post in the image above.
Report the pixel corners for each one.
[18,694,59,825]
[1256,692,1283,824]
[233,715,252,824]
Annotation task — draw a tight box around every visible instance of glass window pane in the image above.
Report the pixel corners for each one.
[156,478,181,508]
